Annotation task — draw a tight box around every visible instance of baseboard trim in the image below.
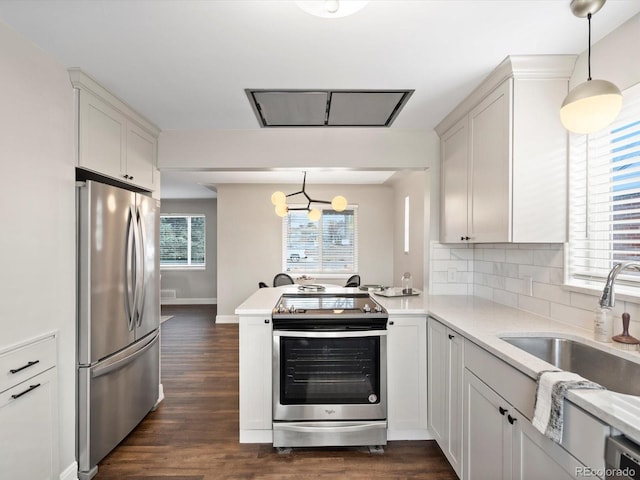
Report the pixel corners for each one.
[161,297,217,305]
[59,461,78,480]
[387,429,433,441]
[239,429,273,443]
[216,314,239,324]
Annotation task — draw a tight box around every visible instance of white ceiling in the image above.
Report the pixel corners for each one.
[2,0,639,197]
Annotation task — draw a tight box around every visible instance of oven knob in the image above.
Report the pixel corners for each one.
[363,303,371,313]
[288,305,295,313]
[374,304,382,313]
[278,303,286,313]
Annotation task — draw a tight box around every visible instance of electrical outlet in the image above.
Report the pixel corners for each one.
[447,267,456,283]
[523,275,533,296]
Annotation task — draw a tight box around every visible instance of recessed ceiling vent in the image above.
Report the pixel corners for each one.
[245,89,414,127]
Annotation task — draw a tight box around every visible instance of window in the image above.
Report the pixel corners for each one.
[283,207,358,275]
[568,83,640,288]
[160,214,205,268]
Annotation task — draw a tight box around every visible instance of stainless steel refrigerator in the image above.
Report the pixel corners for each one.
[76,180,160,480]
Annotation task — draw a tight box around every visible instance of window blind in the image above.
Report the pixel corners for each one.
[282,206,358,274]
[160,214,206,267]
[568,83,640,286]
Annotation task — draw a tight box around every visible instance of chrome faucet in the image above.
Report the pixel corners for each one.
[600,262,640,307]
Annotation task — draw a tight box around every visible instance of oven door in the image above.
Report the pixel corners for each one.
[273,329,387,422]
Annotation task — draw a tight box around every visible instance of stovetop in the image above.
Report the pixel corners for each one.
[272,293,388,325]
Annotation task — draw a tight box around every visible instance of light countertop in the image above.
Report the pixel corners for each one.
[235,287,640,444]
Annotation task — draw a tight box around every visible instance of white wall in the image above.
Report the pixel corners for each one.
[159,129,435,170]
[216,183,394,320]
[0,22,76,478]
[160,198,217,304]
[389,171,427,290]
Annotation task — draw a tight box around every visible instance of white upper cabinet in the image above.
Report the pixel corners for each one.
[436,55,576,244]
[70,69,160,191]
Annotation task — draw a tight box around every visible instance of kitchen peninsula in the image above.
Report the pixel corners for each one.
[237,287,640,479]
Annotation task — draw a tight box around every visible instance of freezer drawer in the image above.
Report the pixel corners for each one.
[78,331,159,477]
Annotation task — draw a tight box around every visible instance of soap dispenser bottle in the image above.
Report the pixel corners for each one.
[594,306,613,342]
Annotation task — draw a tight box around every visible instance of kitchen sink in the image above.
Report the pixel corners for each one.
[500,336,640,397]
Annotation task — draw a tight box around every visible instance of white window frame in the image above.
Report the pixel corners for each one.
[160,214,206,269]
[282,205,358,277]
[566,82,640,296]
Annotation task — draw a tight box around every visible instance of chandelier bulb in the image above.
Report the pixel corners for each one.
[331,195,348,212]
[308,208,322,222]
[275,203,289,217]
[271,191,286,206]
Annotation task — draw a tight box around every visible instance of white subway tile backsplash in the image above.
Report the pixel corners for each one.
[518,295,551,317]
[493,289,518,308]
[532,282,571,305]
[533,248,564,268]
[428,242,640,334]
[483,248,507,263]
[506,249,533,265]
[451,248,474,261]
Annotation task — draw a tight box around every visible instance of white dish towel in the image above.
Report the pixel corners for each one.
[532,370,604,443]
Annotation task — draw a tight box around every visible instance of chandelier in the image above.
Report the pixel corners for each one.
[271,172,347,221]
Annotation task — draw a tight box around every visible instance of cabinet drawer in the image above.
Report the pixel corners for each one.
[0,335,56,393]
[465,340,536,419]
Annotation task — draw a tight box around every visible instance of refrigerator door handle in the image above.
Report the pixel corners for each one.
[135,206,147,327]
[124,206,137,331]
[91,332,159,379]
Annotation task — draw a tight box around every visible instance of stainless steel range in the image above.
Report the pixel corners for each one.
[272,293,388,448]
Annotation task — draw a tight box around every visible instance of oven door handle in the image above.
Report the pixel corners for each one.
[273,330,387,338]
[274,422,387,434]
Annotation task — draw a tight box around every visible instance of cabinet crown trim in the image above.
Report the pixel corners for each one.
[68,68,161,137]
[435,54,576,136]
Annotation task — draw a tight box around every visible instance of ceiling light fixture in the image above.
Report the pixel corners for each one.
[295,0,369,19]
[560,0,622,134]
[271,172,347,221]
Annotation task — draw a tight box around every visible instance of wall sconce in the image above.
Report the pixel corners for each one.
[271,172,347,221]
[560,0,622,134]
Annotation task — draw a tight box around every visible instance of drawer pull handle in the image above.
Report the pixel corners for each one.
[508,414,517,425]
[9,360,40,374]
[11,383,41,400]
[498,406,507,416]
[448,334,455,340]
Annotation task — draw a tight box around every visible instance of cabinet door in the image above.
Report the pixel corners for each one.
[440,116,469,243]
[468,79,512,243]
[387,316,428,435]
[0,368,58,480]
[427,318,447,444]
[447,330,464,476]
[463,369,510,480]
[126,121,156,190]
[78,90,127,181]
[239,316,272,432]
[513,416,583,480]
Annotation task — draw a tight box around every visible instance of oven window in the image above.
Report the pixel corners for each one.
[279,336,380,405]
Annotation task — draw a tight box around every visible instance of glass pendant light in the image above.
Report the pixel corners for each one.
[560,0,622,134]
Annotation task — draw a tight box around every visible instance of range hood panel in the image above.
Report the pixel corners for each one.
[328,91,407,126]
[246,89,413,128]
[252,91,328,126]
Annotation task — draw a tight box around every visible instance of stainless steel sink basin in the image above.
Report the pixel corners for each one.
[500,336,640,397]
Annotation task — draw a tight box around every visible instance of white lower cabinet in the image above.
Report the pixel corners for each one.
[238,315,272,442]
[464,368,586,480]
[387,316,428,439]
[427,317,463,476]
[0,335,58,480]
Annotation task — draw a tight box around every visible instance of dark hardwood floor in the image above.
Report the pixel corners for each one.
[94,305,457,480]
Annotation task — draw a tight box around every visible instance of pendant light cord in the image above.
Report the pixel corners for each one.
[587,12,592,81]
